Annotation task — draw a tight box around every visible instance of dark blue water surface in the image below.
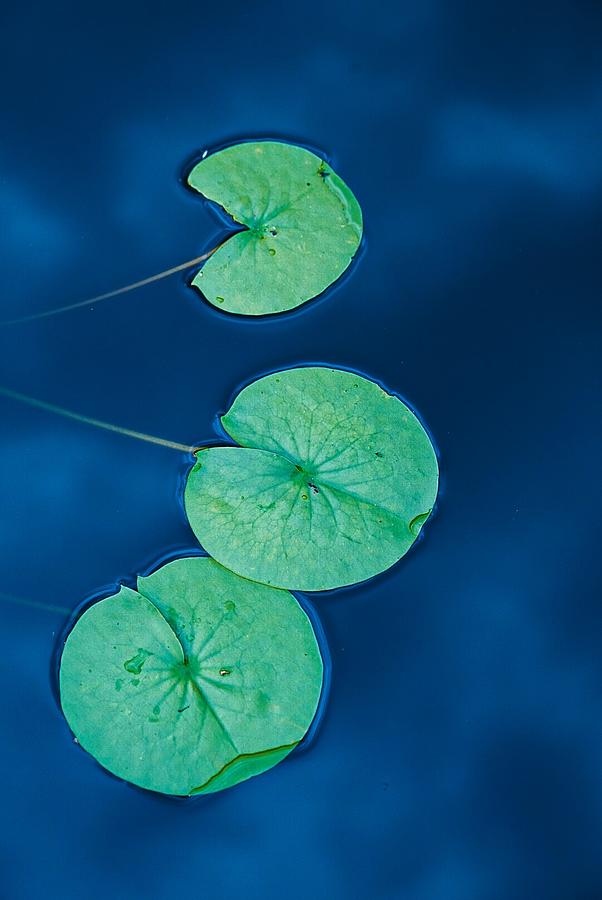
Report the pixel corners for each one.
[1,3,601,898]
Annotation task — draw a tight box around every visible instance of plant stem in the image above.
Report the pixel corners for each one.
[0,385,195,453]
[0,591,70,616]
[0,243,222,327]
[0,247,217,619]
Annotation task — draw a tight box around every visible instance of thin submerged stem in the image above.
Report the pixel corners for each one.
[0,591,70,616]
[0,243,222,327]
[0,385,195,453]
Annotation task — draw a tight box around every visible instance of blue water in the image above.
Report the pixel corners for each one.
[1,2,601,898]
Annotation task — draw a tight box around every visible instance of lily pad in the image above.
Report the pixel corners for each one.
[59,556,323,796]
[188,141,362,315]
[185,367,439,591]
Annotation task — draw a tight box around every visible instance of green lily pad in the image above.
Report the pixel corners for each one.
[59,556,323,796]
[187,141,362,315]
[185,367,439,591]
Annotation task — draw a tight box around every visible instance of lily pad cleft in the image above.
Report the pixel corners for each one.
[59,557,324,796]
[188,141,362,315]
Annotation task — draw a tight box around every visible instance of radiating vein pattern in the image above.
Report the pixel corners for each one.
[185,367,439,591]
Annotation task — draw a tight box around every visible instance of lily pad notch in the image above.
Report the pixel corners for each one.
[187,141,363,316]
[59,556,325,796]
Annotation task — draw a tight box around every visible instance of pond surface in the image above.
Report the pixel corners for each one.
[1,2,601,898]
